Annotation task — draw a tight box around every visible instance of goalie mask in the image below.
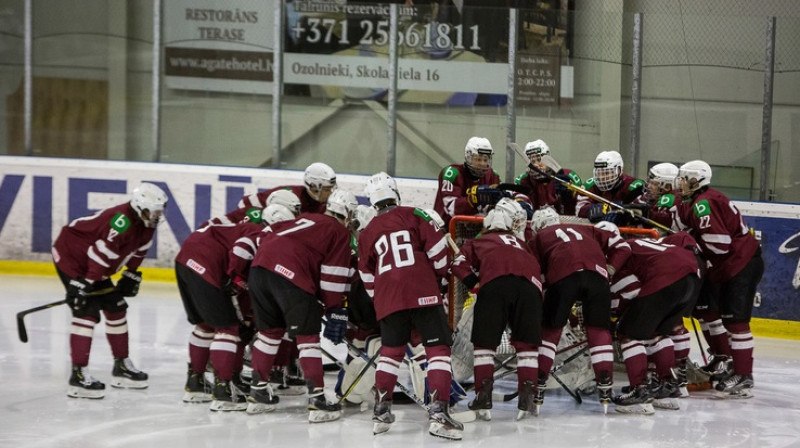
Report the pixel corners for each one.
[531,206,560,233]
[263,204,296,225]
[483,197,526,236]
[304,162,337,202]
[325,189,358,225]
[266,189,301,216]
[678,160,712,199]
[130,182,168,228]
[645,162,679,204]
[364,171,400,208]
[525,139,550,179]
[464,136,494,178]
[593,151,624,192]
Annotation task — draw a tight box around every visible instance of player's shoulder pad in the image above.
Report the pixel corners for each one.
[584,177,596,188]
[110,213,131,233]
[514,173,528,184]
[657,193,676,208]
[244,207,263,224]
[442,165,461,183]
[413,208,432,221]
[629,179,645,191]
[693,199,712,217]
[567,171,582,185]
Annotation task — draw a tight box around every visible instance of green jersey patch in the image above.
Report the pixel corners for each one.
[657,194,676,208]
[584,178,596,189]
[414,208,432,221]
[442,166,460,183]
[245,207,263,224]
[111,213,131,233]
[629,179,645,191]
[567,171,582,185]
[693,199,712,217]
[514,173,528,184]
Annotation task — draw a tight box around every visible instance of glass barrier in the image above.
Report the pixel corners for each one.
[0,0,24,156]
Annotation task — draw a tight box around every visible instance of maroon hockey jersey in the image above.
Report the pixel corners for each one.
[433,163,500,226]
[576,174,645,218]
[451,232,543,293]
[677,187,759,283]
[528,223,632,285]
[175,221,265,289]
[358,207,449,321]
[252,213,352,308]
[52,203,155,282]
[203,185,325,228]
[514,169,581,215]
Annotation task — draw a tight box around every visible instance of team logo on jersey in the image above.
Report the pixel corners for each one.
[413,208,432,221]
[657,194,676,208]
[567,171,582,185]
[629,179,645,190]
[186,259,206,275]
[110,213,130,233]
[275,264,295,279]
[442,166,460,183]
[514,173,527,184]
[417,295,439,306]
[693,199,712,217]
[244,208,263,224]
[584,178,596,189]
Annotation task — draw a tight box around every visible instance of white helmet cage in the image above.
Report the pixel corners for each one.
[130,182,168,228]
[593,151,624,192]
[464,136,494,177]
[326,189,358,223]
[678,160,712,197]
[484,197,526,234]
[531,206,560,232]
[594,220,621,237]
[646,162,679,202]
[304,162,337,200]
[263,204,296,225]
[266,189,302,216]
[525,139,551,179]
[364,171,400,207]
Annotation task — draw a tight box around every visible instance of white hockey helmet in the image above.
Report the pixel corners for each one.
[364,171,400,207]
[530,206,560,233]
[524,139,550,159]
[594,220,620,237]
[484,197,526,234]
[593,151,624,191]
[130,182,168,228]
[678,160,712,198]
[325,189,358,224]
[304,162,337,202]
[464,136,494,177]
[645,162,679,202]
[263,204,296,225]
[350,204,378,233]
[266,189,301,216]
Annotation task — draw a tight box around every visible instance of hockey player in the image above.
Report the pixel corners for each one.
[609,230,702,414]
[450,198,544,421]
[246,189,357,422]
[513,139,582,215]
[358,172,463,440]
[676,160,764,398]
[52,182,167,399]
[629,162,682,230]
[433,136,504,227]
[176,202,298,410]
[528,207,632,413]
[576,150,645,224]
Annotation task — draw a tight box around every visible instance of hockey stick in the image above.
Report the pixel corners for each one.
[548,343,590,404]
[334,339,477,424]
[690,318,708,364]
[508,142,673,234]
[16,299,67,343]
[336,349,381,404]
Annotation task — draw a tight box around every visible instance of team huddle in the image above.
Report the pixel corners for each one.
[50,137,764,441]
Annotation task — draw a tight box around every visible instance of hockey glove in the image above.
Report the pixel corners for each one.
[323,307,349,344]
[553,173,573,201]
[66,278,93,313]
[586,203,611,223]
[116,270,142,297]
[466,185,508,208]
[223,275,248,297]
[515,198,534,220]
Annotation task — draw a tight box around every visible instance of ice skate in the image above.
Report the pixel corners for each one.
[650,377,681,410]
[67,365,105,399]
[372,388,395,435]
[674,358,690,398]
[468,378,493,421]
[516,380,538,420]
[269,367,306,396]
[613,384,655,415]
[713,374,754,399]
[110,357,148,389]
[246,377,279,414]
[183,364,212,403]
[701,354,733,382]
[597,372,613,414]
[533,377,546,410]
[209,377,248,412]
[308,387,342,423]
[428,397,464,440]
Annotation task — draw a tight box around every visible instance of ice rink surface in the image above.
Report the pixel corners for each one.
[2,274,800,448]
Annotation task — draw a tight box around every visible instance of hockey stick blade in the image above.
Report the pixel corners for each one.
[16,299,68,343]
[508,141,673,234]
[541,154,562,173]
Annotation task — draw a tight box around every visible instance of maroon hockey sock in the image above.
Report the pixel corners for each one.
[537,326,563,379]
[209,326,239,381]
[512,342,539,388]
[726,322,754,375]
[70,315,99,366]
[273,337,292,368]
[424,345,452,401]
[103,310,129,359]
[296,334,324,389]
[472,346,495,390]
[375,345,405,400]
[620,339,648,386]
[189,324,213,373]
[647,337,676,379]
[252,329,284,381]
[670,325,691,360]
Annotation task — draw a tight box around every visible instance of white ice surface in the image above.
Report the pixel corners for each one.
[2,274,800,448]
